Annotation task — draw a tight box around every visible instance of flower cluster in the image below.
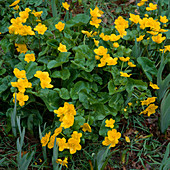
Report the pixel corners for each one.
[115,16,129,38]
[90,6,103,28]
[34,71,53,89]
[8,8,47,36]
[41,130,82,154]
[102,119,121,148]
[54,102,76,129]
[11,68,32,106]
[140,97,158,116]
[94,46,118,67]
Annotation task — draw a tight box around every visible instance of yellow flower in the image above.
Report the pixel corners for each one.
[144,14,149,17]
[102,35,110,41]
[160,16,168,23]
[57,137,68,151]
[13,92,29,106]
[10,0,20,7]
[109,34,120,41]
[119,57,130,62]
[32,11,43,18]
[149,82,159,89]
[34,71,53,89]
[62,2,70,10]
[107,57,118,66]
[55,22,65,32]
[140,104,158,116]
[146,3,157,11]
[11,78,32,93]
[152,34,166,44]
[47,134,56,149]
[80,123,92,132]
[81,30,93,38]
[115,26,127,38]
[54,126,62,136]
[13,68,26,79]
[95,55,100,60]
[120,72,131,77]
[160,45,170,53]
[102,129,121,148]
[90,17,102,28]
[13,5,19,10]
[94,46,107,56]
[67,138,81,154]
[147,31,158,36]
[15,43,28,54]
[34,23,47,35]
[24,54,35,63]
[125,136,130,143]
[105,118,115,128]
[129,13,141,24]
[56,158,68,168]
[113,42,119,48]
[71,131,82,142]
[141,97,157,106]
[128,102,132,106]
[61,114,74,129]
[93,38,99,46]
[137,1,145,6]
[115,16,128,29]
[128,61,136,67]
[137,35,145,42]
[41,131,51,147]
[58,43,67,52]
[90,6,102,18]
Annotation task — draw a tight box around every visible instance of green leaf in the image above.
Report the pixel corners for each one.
[47,39,59,48]
[126,78,148,96]
[72,116,85,130]
[70,81,90,100]
[91,104,106,120]
[160,90,170,133]
[52,69,70,80]
[137,57,157,81]
[47,52,71,69]
[71,45,96,72]
[54,88,70,100]
[66,14,90,27]
[35,89,60,111]
[25,62,38,79]
[99,119,109,137]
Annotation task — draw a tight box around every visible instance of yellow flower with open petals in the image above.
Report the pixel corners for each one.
[34,23,47,35]
[141,97,157,106]
[41,131,51,147]
[13,5,19,10]
[129,13,141,24]
[146,3,157,11]
[93,38,99,46]
[120,72,131,77]
[71,131,82,142]
[15,43,28,54]
[105,118,115,128]
[149,82,159,89]
[102,129,121,148]
[160,16,168,23]
[55,22,65,32]
[109,34,120,41]
[94,46,107,56]
[32,11,43,18]
[58,43,67,52]
[81,123,92,132]
[24,54,35,63]
[152,34,166,44]
[62,2,70,10]
[67,138,81,154]
[90,17,102,28]
[13,68,26,79]
[13,92,29,106]
[140,104,158,116]
[82,30,93,38]
[57,137,68,151]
